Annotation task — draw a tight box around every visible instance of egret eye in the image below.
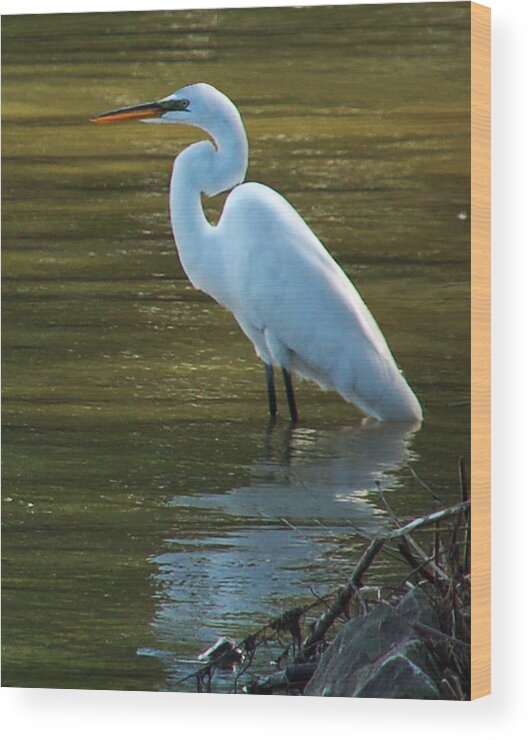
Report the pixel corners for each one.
[160,98,190,112]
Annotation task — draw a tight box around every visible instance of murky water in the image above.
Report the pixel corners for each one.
[2,3,470,691]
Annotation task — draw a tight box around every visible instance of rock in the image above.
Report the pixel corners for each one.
[356,653,441,700]
[304,588,444,699]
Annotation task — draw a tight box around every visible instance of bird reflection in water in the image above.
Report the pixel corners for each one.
[197,418,421,529]
[148,419,420,689]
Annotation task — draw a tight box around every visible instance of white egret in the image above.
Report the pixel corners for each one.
[91,83,422,423]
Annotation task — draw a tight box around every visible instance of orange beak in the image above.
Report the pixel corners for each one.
[90,101,163,124]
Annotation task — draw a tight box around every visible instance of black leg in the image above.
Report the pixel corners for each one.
[282,368,298,424]
[264,363,277,417]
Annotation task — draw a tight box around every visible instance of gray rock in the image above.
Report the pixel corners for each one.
[304,588,444,699]
[356,653,441,700]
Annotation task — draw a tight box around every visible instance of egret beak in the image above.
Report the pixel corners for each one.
[90,101,163,124]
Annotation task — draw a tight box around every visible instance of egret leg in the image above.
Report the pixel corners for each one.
[282,368,298,424]
[264,363,277,417]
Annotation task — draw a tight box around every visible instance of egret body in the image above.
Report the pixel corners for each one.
[91,83,422,423]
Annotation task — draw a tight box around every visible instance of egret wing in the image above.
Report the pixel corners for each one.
[217,183,420,420]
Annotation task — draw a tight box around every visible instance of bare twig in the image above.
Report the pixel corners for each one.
[299,501,470,660]
[411,621,469,650]
[382,501,469,540]
[459,457,471,575]
[407,465,442,503]
[459,457,469,505]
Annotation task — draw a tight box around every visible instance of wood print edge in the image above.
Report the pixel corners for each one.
[470,0,491,701]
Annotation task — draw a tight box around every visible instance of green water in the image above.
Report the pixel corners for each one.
[2,3,470,692]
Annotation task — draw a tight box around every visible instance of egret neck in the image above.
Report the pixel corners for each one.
[169,99,249,289]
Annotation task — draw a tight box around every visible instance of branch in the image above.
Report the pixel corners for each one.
[380,501,469,540]
[299,501,470,659]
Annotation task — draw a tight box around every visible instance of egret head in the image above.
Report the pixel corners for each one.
[90,83,238,133]
[91,82,248,196]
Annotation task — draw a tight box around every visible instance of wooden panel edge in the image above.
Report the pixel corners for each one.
[470,1,491,701]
